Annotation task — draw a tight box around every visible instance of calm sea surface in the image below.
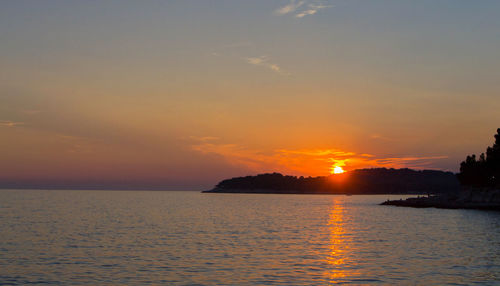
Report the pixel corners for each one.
[1,190,499,285]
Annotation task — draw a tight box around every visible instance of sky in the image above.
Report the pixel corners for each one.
[1,0,500,189]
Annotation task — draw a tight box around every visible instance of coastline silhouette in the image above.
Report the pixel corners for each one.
[383,128,500,210]
[203,168,459,195]
[205,129,500,210]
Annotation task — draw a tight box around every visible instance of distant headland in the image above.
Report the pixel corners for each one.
[205,128,500,210]
[203,168,459,195]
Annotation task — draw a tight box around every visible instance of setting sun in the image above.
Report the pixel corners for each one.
[332,166,345,174]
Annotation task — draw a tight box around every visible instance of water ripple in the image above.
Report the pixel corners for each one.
[1,190,500,285]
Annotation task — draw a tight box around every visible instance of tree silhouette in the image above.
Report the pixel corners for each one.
[457,128,500,188]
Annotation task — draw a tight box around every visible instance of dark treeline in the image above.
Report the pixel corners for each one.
[457,128,500,188]
[204,168,459,194]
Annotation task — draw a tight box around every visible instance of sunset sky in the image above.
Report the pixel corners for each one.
[1,1,500,189]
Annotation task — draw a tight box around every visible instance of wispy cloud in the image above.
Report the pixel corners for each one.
[275,0,305,15]
[374,156,449,168]
[370,134,394,141]
[295,3,332,18]
[0,120,24,127]
[190,138,449,176]
[276,1,332,18]
[191,141,277,172]
[245,56,289,75]
[210,42,290,75]
[278,149,356,157]
[188,136,219,142]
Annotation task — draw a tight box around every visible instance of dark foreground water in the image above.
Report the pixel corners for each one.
[1,190,499,285]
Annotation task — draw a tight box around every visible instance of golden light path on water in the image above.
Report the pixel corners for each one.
[324,198,360,282]
[1,191,500,284]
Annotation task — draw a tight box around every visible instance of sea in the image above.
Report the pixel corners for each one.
[1,190,499,285]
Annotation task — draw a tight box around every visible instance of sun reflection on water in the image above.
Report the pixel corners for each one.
[324,198,359,282]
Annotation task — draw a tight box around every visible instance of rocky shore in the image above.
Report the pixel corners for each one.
[381,187,500,210]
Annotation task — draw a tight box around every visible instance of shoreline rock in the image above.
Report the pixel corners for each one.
[381,187,500,210]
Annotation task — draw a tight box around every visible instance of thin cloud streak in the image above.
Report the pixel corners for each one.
[0,120,24,127]
[191,142,277,172]
[275,0,305,15]
[276,0,332,18]
[190,138,449,176]
[245,56,289,75]
[371,134,395,141]
[296,3,333,18]
[278,149,355,157]
[210,43,289,75]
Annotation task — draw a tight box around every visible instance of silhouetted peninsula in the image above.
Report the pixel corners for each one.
[203,168,459,195]
[383,128,500,210]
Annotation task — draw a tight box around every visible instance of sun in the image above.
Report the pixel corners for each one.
[331,166,345,174]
